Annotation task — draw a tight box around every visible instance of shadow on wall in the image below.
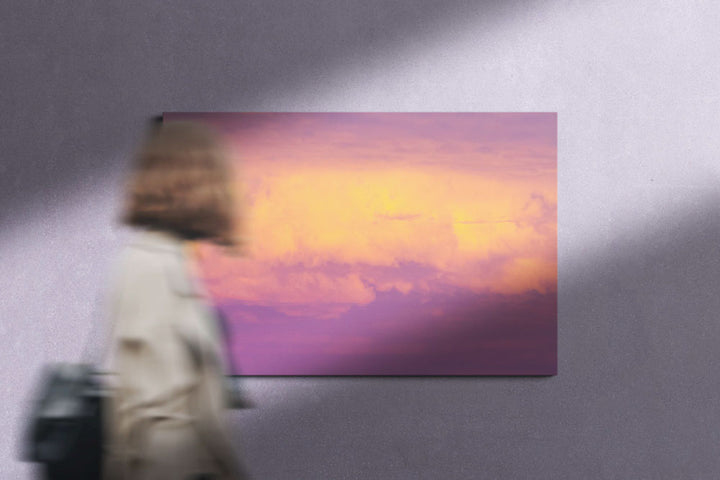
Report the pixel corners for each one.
[1,0,528,227]
[228,189,720,479]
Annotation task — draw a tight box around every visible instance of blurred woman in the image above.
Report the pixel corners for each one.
[103,120,248,480]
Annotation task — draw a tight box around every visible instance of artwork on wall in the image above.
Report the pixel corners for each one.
[164,112,557,376]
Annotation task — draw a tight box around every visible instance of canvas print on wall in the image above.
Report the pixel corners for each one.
[164,112,557,375]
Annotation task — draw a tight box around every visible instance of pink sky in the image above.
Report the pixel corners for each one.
[165,112,557,375]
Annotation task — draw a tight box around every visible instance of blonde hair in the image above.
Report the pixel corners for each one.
[121,120,240,248]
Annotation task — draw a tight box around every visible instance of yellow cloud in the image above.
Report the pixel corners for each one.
[200,163,556,308]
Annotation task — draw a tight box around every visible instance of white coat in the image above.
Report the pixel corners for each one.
[102,229,247,480]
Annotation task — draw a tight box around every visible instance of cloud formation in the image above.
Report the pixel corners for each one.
[184,113,557,319]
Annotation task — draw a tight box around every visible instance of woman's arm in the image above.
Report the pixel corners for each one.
[170,255,248,479]
[189,350,248,480]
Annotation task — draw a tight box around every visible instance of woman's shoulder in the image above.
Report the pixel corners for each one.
[106,230,180,295]
[115,229,180,266]
[116,229,205,299]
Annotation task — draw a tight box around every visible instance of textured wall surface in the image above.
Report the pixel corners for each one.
[2,1,720,478]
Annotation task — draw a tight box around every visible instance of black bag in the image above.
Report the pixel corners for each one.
[23,363,104,480]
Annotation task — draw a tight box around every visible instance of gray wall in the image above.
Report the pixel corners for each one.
[2,1,719,478]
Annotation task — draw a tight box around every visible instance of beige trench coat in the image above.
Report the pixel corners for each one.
[102,229,246,480]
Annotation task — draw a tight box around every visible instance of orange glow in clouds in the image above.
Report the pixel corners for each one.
[187,113,557,320]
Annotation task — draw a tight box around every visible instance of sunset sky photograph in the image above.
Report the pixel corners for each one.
[164,112,557,375]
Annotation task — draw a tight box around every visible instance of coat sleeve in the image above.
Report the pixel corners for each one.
[112,253,176,403]
[166,256,248,479]
[189,345,248,479]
